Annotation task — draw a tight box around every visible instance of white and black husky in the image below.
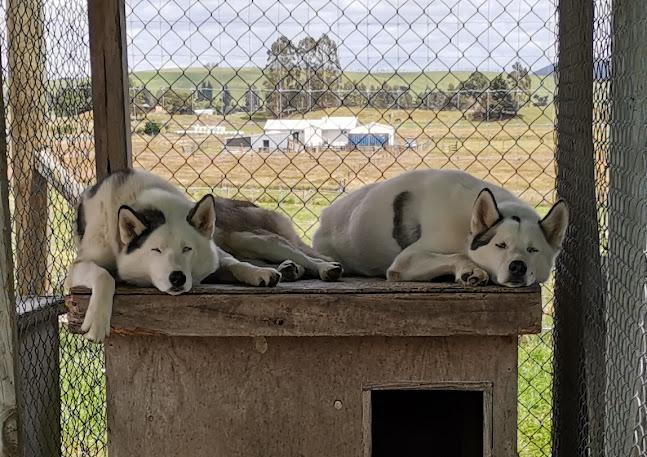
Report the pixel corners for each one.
[313,169,568,287]
[68,169,341,342]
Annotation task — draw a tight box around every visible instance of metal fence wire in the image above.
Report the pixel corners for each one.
[552,0,647,456]
[1,0,565,455]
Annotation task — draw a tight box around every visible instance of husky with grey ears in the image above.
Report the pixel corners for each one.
[67,169,342,342]
[313,169,568,287]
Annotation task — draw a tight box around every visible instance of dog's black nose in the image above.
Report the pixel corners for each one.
[169,271,186,288]
[509,260,527,276]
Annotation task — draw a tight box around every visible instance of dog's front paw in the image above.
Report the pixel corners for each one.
[457,266,489,286]
[386,269,402,281]
[250,268,281,287]
[319,262,343,282]
[81,308,111,343]
[278,260,305,282]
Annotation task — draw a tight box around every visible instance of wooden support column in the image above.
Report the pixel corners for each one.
[554,0,604,456]
[0,51,22,457]
[7,0,49,297]
[607,0,647,455]
[89,0,132,179]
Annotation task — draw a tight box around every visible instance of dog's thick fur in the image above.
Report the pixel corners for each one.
[68,169,340,342]
[313,169,568,287]
[210,197,343,283]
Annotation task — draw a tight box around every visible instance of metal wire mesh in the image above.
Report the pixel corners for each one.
[127,1,557,456]
[1,0,104,455]
[1,0,562,455]
[552,0,647,455]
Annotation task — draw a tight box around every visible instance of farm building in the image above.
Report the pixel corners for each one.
[348,122,396,146]
[264,116,359,149]
[225,133,291,152]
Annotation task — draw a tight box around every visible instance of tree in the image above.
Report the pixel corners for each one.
[507,61,532,109]
[533,94,549,107]
[486,75,516,120]
[417,85,450,110]
[312,34,342,109]
[157,89,193,115]
[50,82,92,117]
[244,85,262,113]
[221,84,232,114]
[459,72,490,110]
[263,35,300,117]
[197,81,214,104]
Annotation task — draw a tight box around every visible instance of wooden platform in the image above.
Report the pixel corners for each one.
[66,278,541,337]
[65,279,542,457]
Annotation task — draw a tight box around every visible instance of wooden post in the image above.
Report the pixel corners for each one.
[554,0,605,456]
[607,0,647,455]
[88,0,132,179]
[0,50,22,457]
[7,0,49,297]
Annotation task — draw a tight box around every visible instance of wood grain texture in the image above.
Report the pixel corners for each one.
[0,53,21,457]
[89,0,132,178]
[66,279,542,337]
[105,335,518,457]
[7,0,48,296]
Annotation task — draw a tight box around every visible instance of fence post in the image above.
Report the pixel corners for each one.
[89,0,132,179]
[607,0,647,454]
[0,52,22,457]
[7,0,49,297]
[554,1,604,457]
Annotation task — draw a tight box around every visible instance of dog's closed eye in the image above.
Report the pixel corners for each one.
[527,247,539,253]
[495,242,507,249]
[183,247,192,253]
[151,248,161,253]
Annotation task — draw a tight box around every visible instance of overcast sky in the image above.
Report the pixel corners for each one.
[125,0,558,73]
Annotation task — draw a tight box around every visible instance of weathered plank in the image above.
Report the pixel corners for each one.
[7,0,49,297]
[71,277,540,295]
[66,279,542,337]
[88,0,132,178]
[0,50,21,456]
[105,335,518,457]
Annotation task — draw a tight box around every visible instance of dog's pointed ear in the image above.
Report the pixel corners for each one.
[188,194,216,238]
[471,189,502,235]
[540,200,569,249]
[118,206,147,245]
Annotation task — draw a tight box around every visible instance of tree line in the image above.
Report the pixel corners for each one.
[46,36,541,122]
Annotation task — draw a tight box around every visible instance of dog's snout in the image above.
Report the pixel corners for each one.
[169,271,187,288]
[509,260,527,276]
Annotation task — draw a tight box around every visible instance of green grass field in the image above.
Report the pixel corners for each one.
[130,66,556,101]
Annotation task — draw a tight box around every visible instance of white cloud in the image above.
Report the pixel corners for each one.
[126,0,556,73]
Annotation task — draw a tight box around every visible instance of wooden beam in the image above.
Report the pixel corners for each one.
[88,0,132,179]
[0,49,22,457]
[607,0,647,454]
[7,0,49,297]
[554,0,604,456]
[66,280,542,338]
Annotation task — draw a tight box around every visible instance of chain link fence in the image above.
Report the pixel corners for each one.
[128,1,557,456]
[1,0,564,455]
[553,0,647,455]
[1,0,103,455]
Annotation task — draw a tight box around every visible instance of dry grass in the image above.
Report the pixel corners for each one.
[129,107,556,203]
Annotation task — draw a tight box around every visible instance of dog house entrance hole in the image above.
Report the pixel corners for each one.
[370,389,485,457]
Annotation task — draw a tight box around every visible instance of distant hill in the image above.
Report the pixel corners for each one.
[533,64,555,76]
[130,67,556,98]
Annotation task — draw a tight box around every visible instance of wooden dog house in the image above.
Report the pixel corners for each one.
[66,279,541,457]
